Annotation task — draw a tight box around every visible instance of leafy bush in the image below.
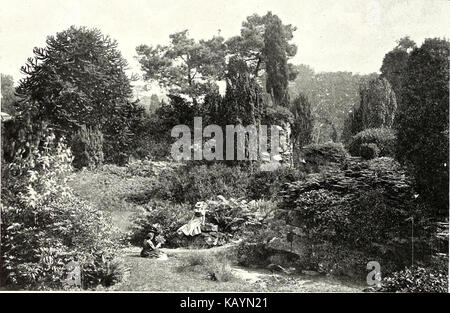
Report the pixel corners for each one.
[1,129,122,289]
[348,127,396,157]
[301,142,348,172]
[359,143,380,160]
[70,125,104,169]
[127,196,275,248]
[205,196,270,235]
[381,265,448,293]
[279,157,438,275]
[127,200,191,247]
[129,163,251,204]
[247,167,305,200]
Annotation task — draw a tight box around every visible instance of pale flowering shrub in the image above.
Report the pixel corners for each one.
[1,129,122,289]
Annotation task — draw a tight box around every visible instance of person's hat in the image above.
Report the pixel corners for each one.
[147,226,158,235]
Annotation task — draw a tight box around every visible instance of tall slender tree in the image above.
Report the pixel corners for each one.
[396,38,449,215]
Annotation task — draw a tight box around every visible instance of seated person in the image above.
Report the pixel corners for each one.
[140,229,163,258]
[177,201,207,236]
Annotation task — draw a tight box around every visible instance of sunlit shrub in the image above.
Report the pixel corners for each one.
[381,265,448,293]
[348,127,396,157]
[1,130,122,289]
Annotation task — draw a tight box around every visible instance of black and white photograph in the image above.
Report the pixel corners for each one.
[0,0,449,300]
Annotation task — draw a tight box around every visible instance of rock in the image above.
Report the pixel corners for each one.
[302,270,321,276]
[266,234,308,258]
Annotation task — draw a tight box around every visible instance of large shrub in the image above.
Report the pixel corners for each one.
[301,142,348,172]
[279,157,439,276]
[381,265,448,293]
[129,163,251,204]
[247,167,305,200]
[348,127,396,158]
[70,125,104,169]
[127,200,191,247]
[1,129,122,289]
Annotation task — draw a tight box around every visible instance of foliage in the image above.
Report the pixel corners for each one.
[127,200,191,247]
[263,12,291,106]
[15,26,138,164]
[359,143,380,160]
[236,242,273,268]
[380,36,416,109]
[136,30,226,100]
[226,11,297,79]
[247,167,305,200]
[341,75,397,143]
[358,76,397,129]
[1,73,17,115]
[381,265,448,293]
[183,252,236,282]
[129,163,251,205]
[348,128,396,158]
[301,142,348,171]
[290,93,313,163]
[1,129,122,289]
[395,38,449,216]
[102,100,147,165]
[221,57,265,126]
[204,196,270,235]
[70,125,104,169]
[279,157,438,275]
[289,65,377,143]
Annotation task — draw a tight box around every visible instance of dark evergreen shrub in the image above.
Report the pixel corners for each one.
[359,143,380,160]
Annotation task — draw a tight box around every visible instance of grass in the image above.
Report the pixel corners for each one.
[111,247,255,292]
[69,165,365,292]
[183,251,236,282]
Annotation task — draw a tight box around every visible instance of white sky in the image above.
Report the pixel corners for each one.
[1,0,449,84]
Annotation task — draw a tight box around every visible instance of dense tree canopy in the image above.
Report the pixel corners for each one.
[14,26,142,163]
[395,38,449,215]
[380,36,416,112]
[290,65,377,143]
[17,26,133,129]
[226,12,297,81]
[136,30,226,100]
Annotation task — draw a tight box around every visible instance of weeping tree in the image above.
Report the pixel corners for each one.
[343,76,397,142]
[358,76,397,129]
